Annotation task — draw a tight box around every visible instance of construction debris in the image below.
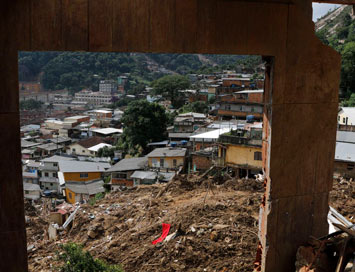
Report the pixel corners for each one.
[25,175,353,271]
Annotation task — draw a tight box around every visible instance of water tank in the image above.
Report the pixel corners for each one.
[246,115,255,123]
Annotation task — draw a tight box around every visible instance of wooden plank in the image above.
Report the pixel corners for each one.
[62,0,88,51]
[150,0,176,53]
[112,0,150,53]
[89,0,113,52]
[31,0,63,51]
[313,0,355,4]
[215,0,248,54]
[175,0,198,53]
[197,0,218,54]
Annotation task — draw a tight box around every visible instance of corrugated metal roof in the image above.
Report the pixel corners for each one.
[92,128,123,135]
[88,143,112,152]
[23,182,41,191]
[130,171,175,182]
[59,161,109,173]
[335,142,355,162]
[65,180,104,195]
[107,157,147,172]
[336,131,355,144]
[147,147,187,158]
[41,155,76,163]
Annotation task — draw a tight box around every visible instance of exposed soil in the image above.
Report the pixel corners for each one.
[26,176,354,271]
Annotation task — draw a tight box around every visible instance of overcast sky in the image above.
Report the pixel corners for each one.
[313,3,340,21]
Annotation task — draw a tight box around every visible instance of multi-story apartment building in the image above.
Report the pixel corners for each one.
[216,89,264,120]
[74,90,112,105]
[99,80,117,94]
[38,155,75,193]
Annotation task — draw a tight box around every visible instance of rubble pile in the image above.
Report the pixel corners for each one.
[330,178,355,223]
[26,177,353,271]
[27,177,263,271]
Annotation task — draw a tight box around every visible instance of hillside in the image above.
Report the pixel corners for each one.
[18,52,257,94]
[315,5,355,101]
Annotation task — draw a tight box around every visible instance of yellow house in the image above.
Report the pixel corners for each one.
[58,160,109,204]
[218,129,262,177]
[147,147,187,169]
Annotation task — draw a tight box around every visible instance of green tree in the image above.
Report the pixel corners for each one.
[118,100,168,155]
[340,41,355,98]
[179,101,209,114]
[97,146,115,158]
[57,243,123,272]
[19,99,44,110]
[152,75,190,108]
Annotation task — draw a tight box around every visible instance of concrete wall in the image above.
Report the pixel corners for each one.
[224,145,263,169]
[0,0,341,271]
[64,172,102,182]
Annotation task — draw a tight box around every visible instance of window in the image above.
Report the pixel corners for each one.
[152,158,157,166]
[53,163,58,167]
[52,173,57,178]
[72,148,76,152]
[50,183,53,186]
[25,190,29,194]
[343,118,345,123]
[82,150,85,153]
[347,164,354,170]
[80,173,88,178]
[45,172,49,177]
[90,151,94,154]
[254,151,262,161]
[173,159,177,167]
[338,116,340,121]
[160,158,165,167]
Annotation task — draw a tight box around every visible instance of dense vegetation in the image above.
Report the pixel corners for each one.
[152,75,191,108]
[117,100,168,156]
[57,243,123,272]
[316,6,355,103]
[20,99,43,110]
[18,52,258,94]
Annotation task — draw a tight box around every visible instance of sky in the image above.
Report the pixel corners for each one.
[312,3,340,21]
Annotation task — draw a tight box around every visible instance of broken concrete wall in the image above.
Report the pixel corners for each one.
[0,0,340,271]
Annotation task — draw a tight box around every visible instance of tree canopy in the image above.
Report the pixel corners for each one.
[20,99,44,110]
[179,101,209,114]
[118,100,168,156]
[152,75,190,108]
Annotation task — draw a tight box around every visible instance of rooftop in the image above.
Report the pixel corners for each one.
[75,136,105,148]
[88,143,113,152]
[41,155,76,163]
[59,160,110,173]
[130,171,175,182]
[66,179,105,195]
[91,128,123,135]
[147,147,187,158]
[335,142,355,162]
[107,157,148,172]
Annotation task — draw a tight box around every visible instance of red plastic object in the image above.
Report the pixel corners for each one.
[152,223,171,245]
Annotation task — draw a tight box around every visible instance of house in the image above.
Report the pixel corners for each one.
[36,143,65,158]
[130,171,175,185]
[65,180,105,204]
[22,160,41,184]
[216,89,264,120]
[91,127,123,138]
[23,183,41,200]
[147,147,187,170]
[107,157,148,190]
[334,131,355,178]
[191,148,214,172]
[168,112,208,141]
[218,127,263,177]
[190,128,231,151]
[88,143,113,157]
[58,160,109,204]
[39,155,75,193]
[67,136,106,156]
[338,107,355,127]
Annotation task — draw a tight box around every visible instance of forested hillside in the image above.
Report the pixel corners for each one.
[18,52,256,93]
[316,5,355,103]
